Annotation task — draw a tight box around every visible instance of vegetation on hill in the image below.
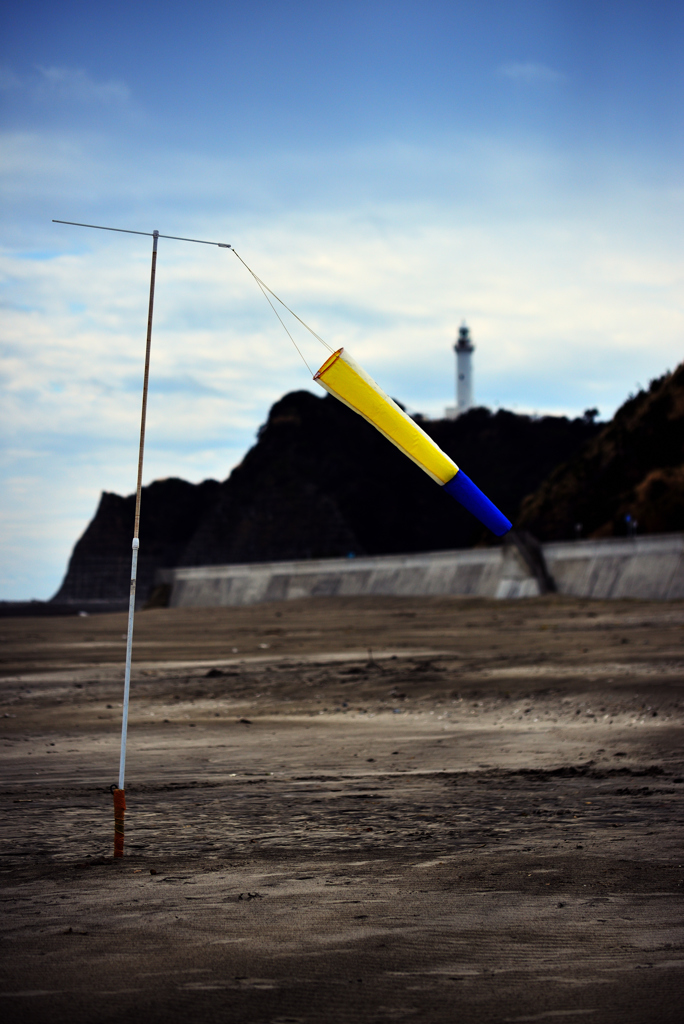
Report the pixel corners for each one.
[517,362,684,540]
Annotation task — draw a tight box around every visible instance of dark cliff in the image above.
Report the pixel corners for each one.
[52,391,602,605]
[52,478,221,607]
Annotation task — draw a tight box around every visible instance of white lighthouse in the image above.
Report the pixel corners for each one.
[445,322,474,418]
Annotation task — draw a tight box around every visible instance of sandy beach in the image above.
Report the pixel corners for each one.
[1,595,683,1023]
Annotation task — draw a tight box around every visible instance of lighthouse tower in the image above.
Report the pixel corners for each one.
[446,322,474,418]
[455,322,474,413]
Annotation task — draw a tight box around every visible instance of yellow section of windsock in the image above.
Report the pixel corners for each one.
[313,348,458,486]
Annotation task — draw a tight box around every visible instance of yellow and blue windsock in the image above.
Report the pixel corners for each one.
[314,348,512,536]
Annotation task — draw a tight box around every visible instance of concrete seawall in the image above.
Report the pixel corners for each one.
[544,534,684,600]
[156,533,684,607]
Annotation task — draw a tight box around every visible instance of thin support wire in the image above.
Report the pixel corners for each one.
[253,276,313,375]
[232,250,334,370]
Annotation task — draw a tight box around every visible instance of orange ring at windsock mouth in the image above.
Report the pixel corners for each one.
[313,348,343,379]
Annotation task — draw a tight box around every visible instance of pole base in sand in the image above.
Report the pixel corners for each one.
[111,785,126,858]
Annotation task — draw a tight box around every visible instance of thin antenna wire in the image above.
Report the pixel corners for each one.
[232,249,334,360]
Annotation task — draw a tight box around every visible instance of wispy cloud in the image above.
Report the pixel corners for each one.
[35,66,130,104]
[497,62,565,84]
[0,64,130,105]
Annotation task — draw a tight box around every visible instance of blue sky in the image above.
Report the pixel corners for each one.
[1,1,683,599]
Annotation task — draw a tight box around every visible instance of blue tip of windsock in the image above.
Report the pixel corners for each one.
[443,470,512,536]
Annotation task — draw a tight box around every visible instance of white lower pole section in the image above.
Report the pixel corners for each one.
[457,348,473,414]
[118,537,139,790]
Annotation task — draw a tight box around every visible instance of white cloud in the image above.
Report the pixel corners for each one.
[497,62,565,84]
[1,128,682,598]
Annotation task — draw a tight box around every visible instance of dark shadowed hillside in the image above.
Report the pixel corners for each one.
[180,394,601,566]
[517,362,684,540]
[53,393,601,605]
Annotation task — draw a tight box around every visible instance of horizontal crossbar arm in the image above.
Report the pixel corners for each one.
[52,220,231,248]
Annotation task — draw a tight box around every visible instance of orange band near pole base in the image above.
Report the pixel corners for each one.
[112,786,126,858]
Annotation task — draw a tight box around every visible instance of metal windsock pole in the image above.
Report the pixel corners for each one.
[52,220,232,857]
